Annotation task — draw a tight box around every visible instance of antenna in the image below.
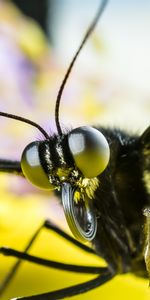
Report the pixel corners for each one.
[55,0,108,135]
[0,1,108,140]
[0,112,49,139]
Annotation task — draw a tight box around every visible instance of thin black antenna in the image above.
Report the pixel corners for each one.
[0,112,49,139]
[55,0,108,135]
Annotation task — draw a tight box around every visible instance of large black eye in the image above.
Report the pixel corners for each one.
[21,142,52,190]
[68,126,110,178]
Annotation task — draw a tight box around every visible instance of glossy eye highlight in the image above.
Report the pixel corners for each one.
[21,142,52,190]
[68,126,110,178]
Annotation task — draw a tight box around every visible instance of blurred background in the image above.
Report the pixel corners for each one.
[0,0,149,299]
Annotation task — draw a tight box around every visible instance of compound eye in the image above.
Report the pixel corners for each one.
[68,126,110,178]
[21,142,52,190]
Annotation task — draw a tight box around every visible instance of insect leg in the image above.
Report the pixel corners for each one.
[0,246,108,298]
[11,269,115,300]
[0,221,104,296]
[0,159,22,175]
[0,246,105,274]
[0,222,44,295]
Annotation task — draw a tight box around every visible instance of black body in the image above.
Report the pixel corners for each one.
[45,126,149,277]
[92,127,149,277]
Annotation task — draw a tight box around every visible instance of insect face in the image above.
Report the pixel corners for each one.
[21,126,110,189]
[21,126,110,242]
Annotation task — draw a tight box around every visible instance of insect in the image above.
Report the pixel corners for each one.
[0,0,150,299]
